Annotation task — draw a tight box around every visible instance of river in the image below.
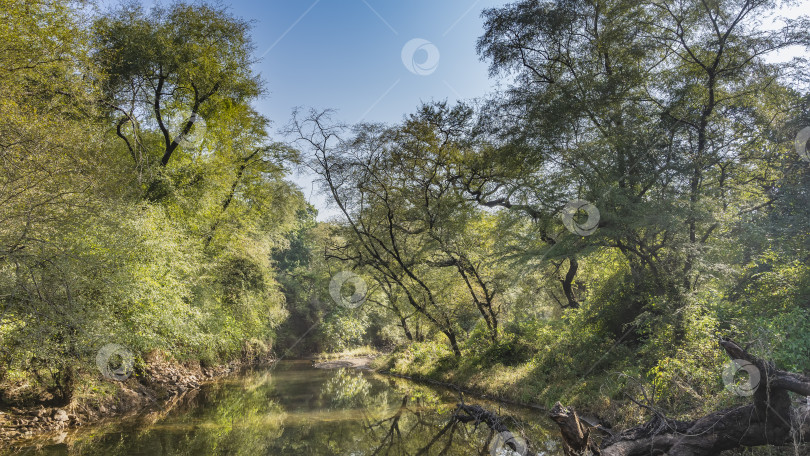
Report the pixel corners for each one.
[3,361,563,455]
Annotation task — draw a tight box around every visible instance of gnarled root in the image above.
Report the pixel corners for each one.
[551,340,810,456]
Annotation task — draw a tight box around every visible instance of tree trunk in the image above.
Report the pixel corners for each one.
[550,402,601,456]
[551,339,810,455]
[560,256,580,309]
[399,316,414,341]
[445,331,461,358]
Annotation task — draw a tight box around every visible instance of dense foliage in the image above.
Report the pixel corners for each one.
[3,1,810,453]
[0,1,308,405]
[288,0,810,441]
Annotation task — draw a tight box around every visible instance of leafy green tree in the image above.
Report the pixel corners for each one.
[0,0,309,404]
[0,0,108,401]
[292,108,518,355]
[471,0,808,334]
[93,2,262,172]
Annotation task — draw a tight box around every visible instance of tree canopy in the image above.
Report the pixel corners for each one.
[2,1,810,453]
[0,0,307,404]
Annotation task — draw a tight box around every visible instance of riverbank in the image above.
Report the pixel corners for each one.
[1,349,375,448]
[312,350,552,412]
[0,352,272,447]
[367,344,635,429]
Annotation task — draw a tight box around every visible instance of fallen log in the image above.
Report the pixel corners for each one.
[454,403,512,433]
[550,339,810,456]
[454,403,527,453]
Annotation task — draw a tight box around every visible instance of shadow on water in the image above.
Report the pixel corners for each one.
[3,361,563,455]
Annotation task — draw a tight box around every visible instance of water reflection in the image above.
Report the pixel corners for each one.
[3,361,562,455]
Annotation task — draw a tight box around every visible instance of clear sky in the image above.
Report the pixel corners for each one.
[241,0,509,124]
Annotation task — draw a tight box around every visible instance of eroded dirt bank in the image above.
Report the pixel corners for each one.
[0,352,273,447]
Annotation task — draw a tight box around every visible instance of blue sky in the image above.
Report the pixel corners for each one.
[243,0,508,125]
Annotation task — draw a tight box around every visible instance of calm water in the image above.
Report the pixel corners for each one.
[4,361,562,455]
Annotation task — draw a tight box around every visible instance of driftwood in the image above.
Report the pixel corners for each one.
[454,403,526,453]
[455,404,512,433]
[550,339,810,456]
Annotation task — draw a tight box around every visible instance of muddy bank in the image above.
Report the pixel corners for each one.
[0,352,273,447]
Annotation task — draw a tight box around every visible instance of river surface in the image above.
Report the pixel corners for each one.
[4,361,562,455]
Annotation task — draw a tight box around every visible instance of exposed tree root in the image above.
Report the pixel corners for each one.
[551,339,810,455]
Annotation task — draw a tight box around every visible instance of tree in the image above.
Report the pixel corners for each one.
[0,1,309,403]
[0,0,106,401]
[471,0,808,332]
[93,2,262,176]
[292,108,515,355]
